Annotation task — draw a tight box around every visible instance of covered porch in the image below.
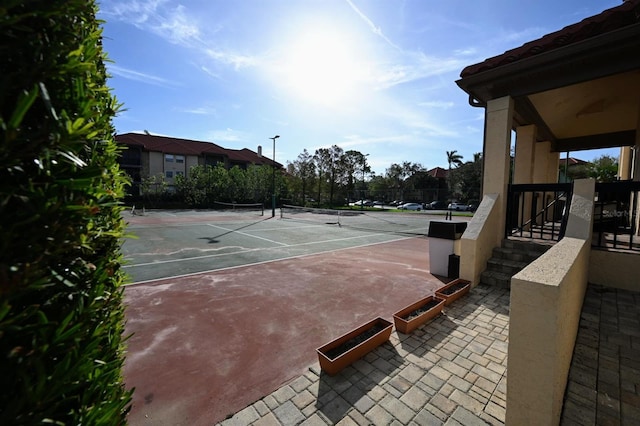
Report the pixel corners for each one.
[455,0,640,424]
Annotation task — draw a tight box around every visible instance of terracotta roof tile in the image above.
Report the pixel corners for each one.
[116,133,280,167]
[426,167,448,178]
[461,0,640,78]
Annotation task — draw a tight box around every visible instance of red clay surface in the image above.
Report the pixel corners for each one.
[121,211,459,425]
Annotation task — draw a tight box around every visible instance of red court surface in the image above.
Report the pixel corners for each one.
[122,211,460,425]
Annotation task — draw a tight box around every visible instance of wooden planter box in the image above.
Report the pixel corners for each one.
[316,317,393,376]
[435,279,471,306]
[393,295,445,334]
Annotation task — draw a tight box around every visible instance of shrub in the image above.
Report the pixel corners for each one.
[0,1,132,424]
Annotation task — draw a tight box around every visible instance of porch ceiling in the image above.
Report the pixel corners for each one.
[526,70,640,152]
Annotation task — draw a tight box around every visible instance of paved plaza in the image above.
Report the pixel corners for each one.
[220,284,511,426]
[220,284,640,426]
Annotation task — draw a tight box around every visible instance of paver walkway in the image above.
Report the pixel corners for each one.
[220,284,510,425]
[562,285,640,425]
[220,284,640,426]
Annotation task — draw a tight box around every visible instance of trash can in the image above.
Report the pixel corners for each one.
[428,221,467,277]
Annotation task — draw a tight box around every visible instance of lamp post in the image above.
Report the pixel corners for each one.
[361,153,369,210]
[269,135,280,217]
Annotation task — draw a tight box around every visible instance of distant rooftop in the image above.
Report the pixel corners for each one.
[116,133,281,167]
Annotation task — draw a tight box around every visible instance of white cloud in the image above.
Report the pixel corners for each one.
[418,101,455,109]
[205,49,260,70]
[207,128,250,143]
[107,64,178,87]
[102,0,201,46]
[344,0,400,50]
[178,106,217,116]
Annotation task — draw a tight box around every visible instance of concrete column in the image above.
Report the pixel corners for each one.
[513,125,537,230]
[513,125,536,184]
[546,150,560,184]
[483,96,515,246]
[533,141,552,183]
[618,146,632,180]
[531,141,554,224]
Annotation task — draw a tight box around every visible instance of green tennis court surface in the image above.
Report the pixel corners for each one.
[122,208,454,283]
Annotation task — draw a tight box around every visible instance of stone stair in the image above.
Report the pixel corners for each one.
[480,238,555,288]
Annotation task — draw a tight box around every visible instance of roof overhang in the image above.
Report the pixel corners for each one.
[456,1,640,153]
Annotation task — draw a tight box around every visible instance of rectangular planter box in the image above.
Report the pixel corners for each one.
[435,279,471,306]
[316,317,393,376]
[393,295,445,334]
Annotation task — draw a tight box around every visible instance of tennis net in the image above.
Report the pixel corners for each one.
[213,201,264,216]
[280,205,430,236]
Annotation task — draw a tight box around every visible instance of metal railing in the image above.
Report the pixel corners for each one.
[506,183,573,241]
[593,181,640,251]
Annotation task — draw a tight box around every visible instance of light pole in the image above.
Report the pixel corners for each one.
[361,153,369,210]
[270,135,280,217]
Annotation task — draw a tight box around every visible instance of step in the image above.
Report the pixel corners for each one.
[492,247,543,263]
[486,257,528,276]
[480,270,512,289]
[503,238,554,252]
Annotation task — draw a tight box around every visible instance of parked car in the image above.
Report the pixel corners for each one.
[349,200,373,207]
[399,203,422,211]
[448,202,468,211]
[426,201,448,210]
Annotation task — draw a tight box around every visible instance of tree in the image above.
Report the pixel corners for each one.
[340,150,368,201]
[287,149,316,205]
[314,148,332,206]
[588,155,618,182]
[450,153,482,203]
[385,162,423,202]
[446,150,464,197]
[327,145,344,207]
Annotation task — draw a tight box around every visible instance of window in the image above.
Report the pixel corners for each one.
[175,171,184,177]
[176,155,185,163]
[165,171,173,178]
[165,154,174,162]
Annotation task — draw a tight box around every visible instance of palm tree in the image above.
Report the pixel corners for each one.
[446,150,463,197]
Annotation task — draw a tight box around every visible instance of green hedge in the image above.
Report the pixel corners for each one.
[1,1,132,424]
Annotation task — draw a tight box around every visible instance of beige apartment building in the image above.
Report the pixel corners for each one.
[116,132,281,196]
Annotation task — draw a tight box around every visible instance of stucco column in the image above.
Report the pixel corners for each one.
[532,141,552,183]
[483,96,514,245]
[618,146,632,180]
[513,125,536,184]
[546,150,560,184]
[530,141,554,224]
[513,125,537,229]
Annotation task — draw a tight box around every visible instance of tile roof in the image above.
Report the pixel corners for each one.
[559,157,589,167]
[116,133,280,167]
[461,0,640,78]
[426,167,448,179]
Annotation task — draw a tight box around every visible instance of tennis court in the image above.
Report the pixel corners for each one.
[121,207,470,425]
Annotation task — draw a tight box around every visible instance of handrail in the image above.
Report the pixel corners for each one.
[518,192,568,234]
[506,183,573,241]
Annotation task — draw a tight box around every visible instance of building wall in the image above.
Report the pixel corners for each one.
[148,151,164,179]
[186,154,199,176]
[589,250,640,291]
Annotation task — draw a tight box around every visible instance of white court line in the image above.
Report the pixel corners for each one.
[124,235,412,286]
[206,223,288,246]
[124,232,394,268]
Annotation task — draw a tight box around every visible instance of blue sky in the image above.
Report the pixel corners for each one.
[99,0,621,175]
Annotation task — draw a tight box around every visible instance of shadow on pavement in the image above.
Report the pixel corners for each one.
[314,342,402,423]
